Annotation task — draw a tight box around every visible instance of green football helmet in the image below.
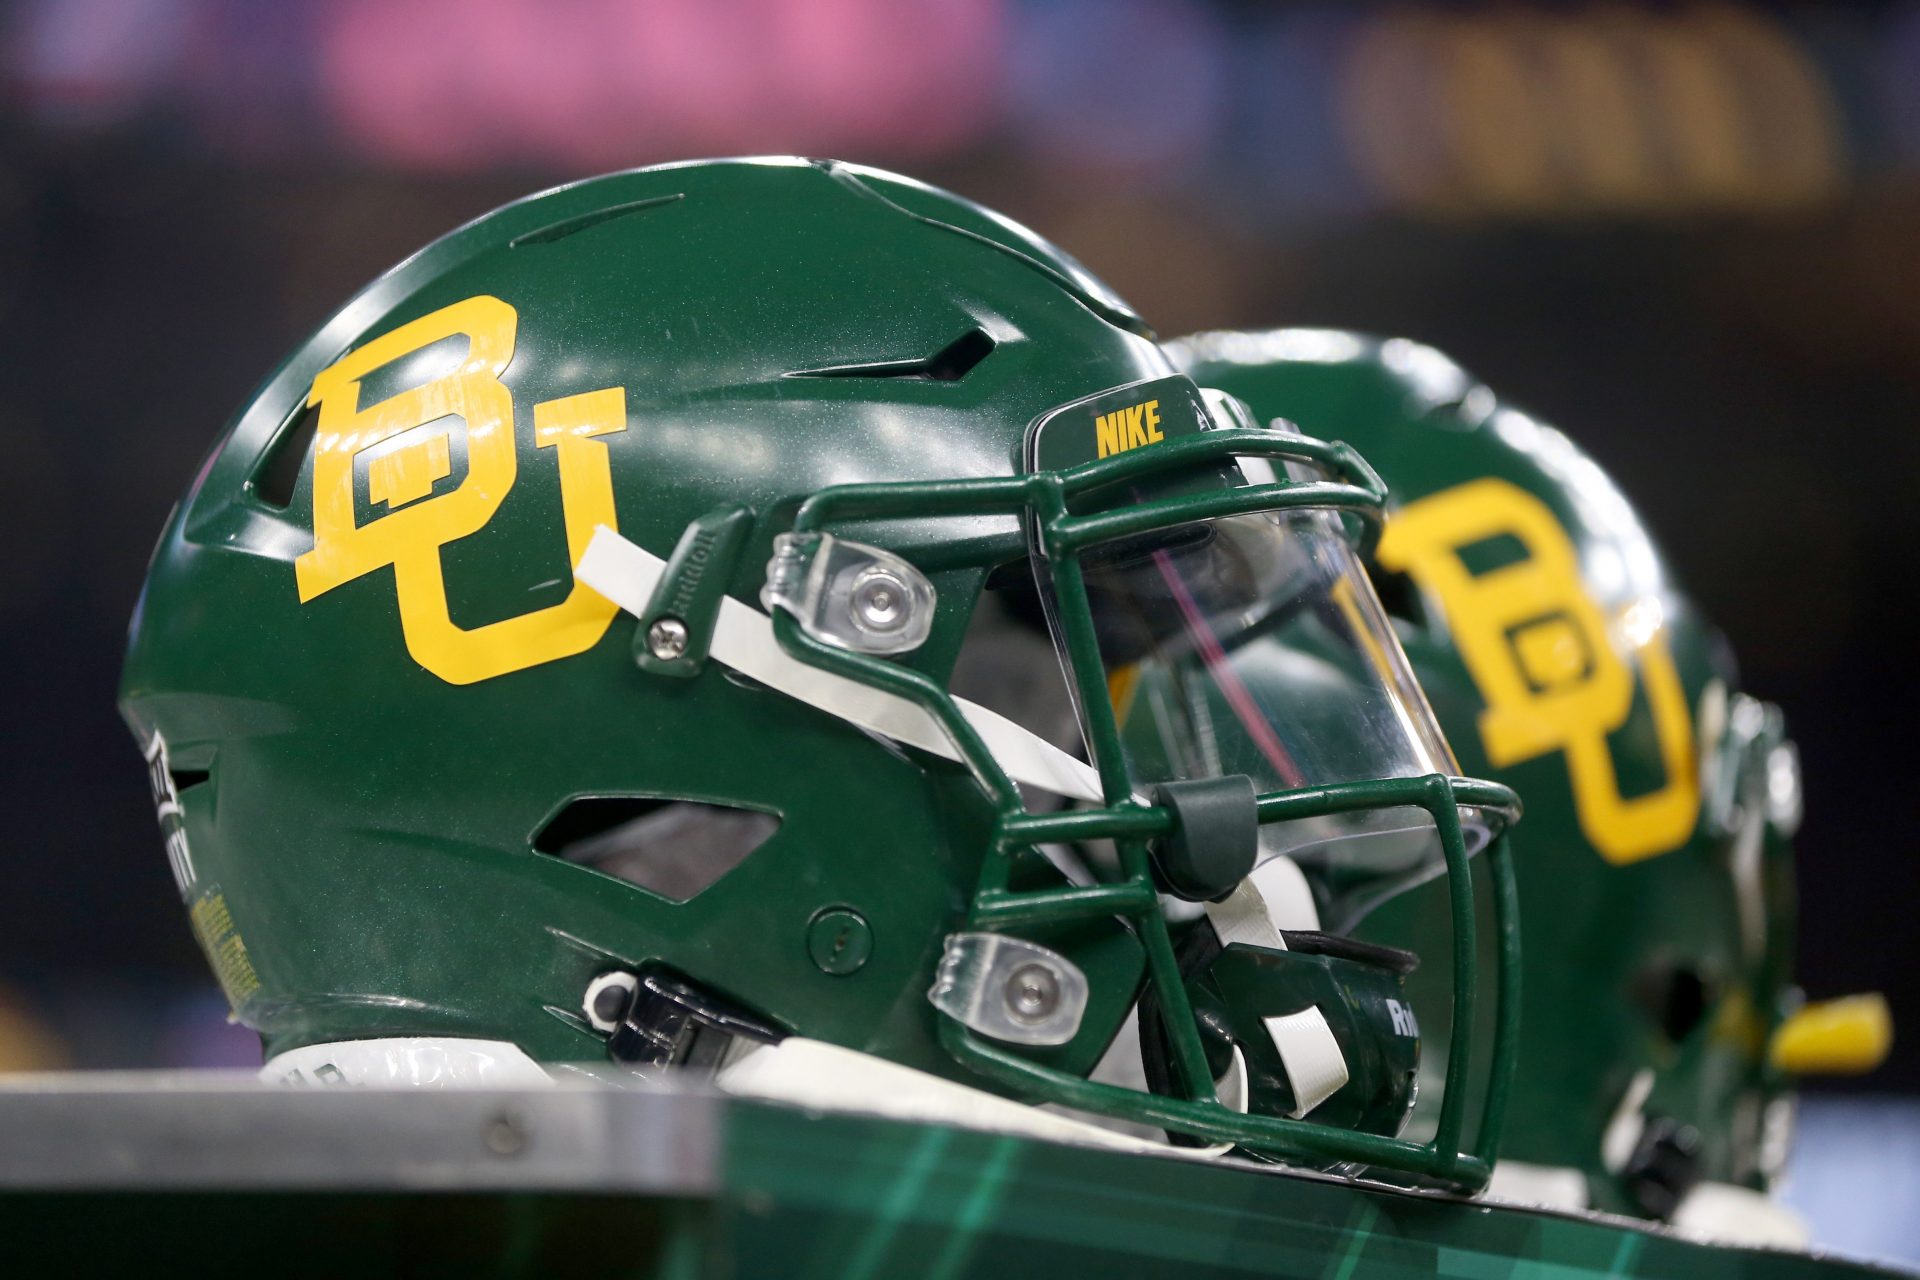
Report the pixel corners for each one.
[119,160,1519,1186]
[1173,328,1889,1225]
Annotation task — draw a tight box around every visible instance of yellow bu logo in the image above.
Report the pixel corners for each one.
[294,295,626,685]
[1377,478,1698,864]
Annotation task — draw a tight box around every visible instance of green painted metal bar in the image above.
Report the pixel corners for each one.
[997,806,1171,846]
[792,474,1037,531]
[1475,831,1523,1168]
[1054,427,1384,503]
[1425,775,1477,1179]
[1252,775,1521,825]
[1048,480,1381,553]
[1029,490,1220,1107]
[941,1017,1494,1183]
[972,883,1160,928]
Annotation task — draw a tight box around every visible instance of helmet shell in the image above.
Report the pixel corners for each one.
[121,159,1168,1076]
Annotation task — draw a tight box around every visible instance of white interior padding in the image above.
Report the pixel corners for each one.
[1485,1160,1592,1211]
[717,1037,1213,1158]
[1670,1181,1810,1249]
[260,1038,554,1088]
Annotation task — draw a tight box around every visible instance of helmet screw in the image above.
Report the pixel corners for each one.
[1005,962,1061,1024]
[849,568,910,635]
[646,617,689,661]
[806,906,873,976]
[483,1109,529,1158]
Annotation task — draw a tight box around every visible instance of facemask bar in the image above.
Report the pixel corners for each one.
[772,425,1521,1190]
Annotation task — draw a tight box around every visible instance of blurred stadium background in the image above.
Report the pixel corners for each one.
[0,0,1916,1264]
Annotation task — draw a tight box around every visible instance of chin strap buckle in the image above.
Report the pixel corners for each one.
[1622,1116,1704,1220]
[583,968,784,1072]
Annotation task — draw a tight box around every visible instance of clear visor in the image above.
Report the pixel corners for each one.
[1035,415,1485,929]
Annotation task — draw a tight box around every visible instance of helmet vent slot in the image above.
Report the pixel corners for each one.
[509,192,686,248]
[250,404,320,510]
[533,797,777,903]
[787,328,995,383]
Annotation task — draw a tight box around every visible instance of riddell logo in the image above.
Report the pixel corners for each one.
[1094,399,1164,459]
[1387,998,1419,1038]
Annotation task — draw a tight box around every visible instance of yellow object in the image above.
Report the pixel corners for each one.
[295,295,630,685]
[367,431,452,508]
[0,988,68,1073]
[1769,994,1893,1075]
[1377,477,1698,864]
[190,890,262,1011]
[1094,398,1164,458]
[1511,614,1589,690]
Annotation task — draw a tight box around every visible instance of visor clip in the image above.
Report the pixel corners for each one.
[1150,775,1258,902]
[761,531,936,656]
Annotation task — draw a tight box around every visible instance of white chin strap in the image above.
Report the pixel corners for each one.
[575,526,1103,803]
[1203,875,1349,1119]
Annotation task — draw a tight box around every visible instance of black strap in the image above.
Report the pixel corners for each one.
[1278,930,1420,976]
[604,970,784,1070]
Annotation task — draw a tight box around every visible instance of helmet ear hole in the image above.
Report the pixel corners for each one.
[532,797,778,903]
[1634,964,1712,1046]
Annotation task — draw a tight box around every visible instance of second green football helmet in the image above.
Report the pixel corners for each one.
[1174,328,1887,1227]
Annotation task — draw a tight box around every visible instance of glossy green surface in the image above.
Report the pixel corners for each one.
[1176,330,1798,1217]
[119,159,1515,1186]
